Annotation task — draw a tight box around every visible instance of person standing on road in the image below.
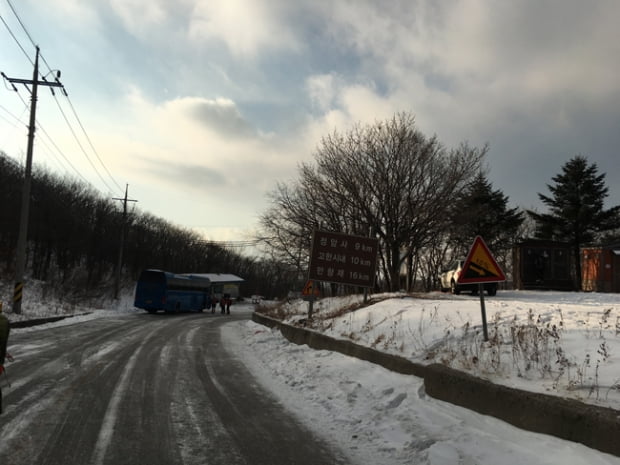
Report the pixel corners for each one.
[0,302,11,414]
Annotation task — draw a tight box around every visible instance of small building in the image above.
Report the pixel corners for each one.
[512,239,574,291]
[186,273,244,298]
[582,243,620,292]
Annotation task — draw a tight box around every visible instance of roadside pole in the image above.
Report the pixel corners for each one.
[2,47,64,314]
[112,185,137,299]
[478,283,489,341]
[307,295,315,320]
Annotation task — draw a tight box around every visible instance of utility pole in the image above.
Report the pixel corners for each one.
[2,46,64,314]
[112,185,137,299]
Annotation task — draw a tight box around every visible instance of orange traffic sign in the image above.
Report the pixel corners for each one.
[457,236,506,284]
[302,280,320,296]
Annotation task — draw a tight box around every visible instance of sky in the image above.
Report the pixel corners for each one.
[7,289,620,464]
[1,1,620,245]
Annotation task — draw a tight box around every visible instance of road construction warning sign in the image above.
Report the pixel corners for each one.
[457,236,506,284]
[302,280,320,297]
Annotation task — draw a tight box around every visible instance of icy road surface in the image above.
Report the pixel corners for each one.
[0,310,347,465]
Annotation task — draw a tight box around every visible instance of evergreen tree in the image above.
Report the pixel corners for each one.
[527,155,620,290]
[448,172,524,257]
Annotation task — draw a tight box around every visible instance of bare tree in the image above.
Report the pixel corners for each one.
[259,113,485,291]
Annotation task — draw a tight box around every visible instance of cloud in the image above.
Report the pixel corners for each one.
[41,0,101,29]
[109,0,168,32]
[11,0,619,239]
[144,159,224,187]
[181,97,257,138]
[306,74,338,112]
[309,1,620,105]
[112,88,303,199]
[188,0,301,57]
[77,86,311,237]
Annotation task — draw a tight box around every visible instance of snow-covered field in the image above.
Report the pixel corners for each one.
[5,288,620,464]
[264,290,620,410]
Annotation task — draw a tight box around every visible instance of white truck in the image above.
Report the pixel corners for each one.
[439,260,498,296]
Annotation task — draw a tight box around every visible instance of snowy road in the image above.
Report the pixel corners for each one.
[0,311,347,465]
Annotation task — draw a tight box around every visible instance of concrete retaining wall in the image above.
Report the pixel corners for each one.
[252,312,620,457]
[9,313,92,329]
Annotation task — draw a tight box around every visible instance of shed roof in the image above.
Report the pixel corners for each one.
[184,273,244,283]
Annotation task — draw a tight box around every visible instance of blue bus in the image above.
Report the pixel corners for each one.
[134,269,211,313]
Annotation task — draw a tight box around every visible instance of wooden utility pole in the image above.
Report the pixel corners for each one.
[2,46,64,314]
[112,185,137,299]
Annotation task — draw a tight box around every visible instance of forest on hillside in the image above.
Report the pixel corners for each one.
[0,152,297,301]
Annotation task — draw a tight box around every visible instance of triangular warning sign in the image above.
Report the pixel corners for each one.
[302,280,319,296]
[457,236,506,284]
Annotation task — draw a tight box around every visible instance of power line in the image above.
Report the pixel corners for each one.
[35,123,92,184]
[4,88,91,184]
[4,0,36,51]
[30,128,73,173]
[197,239,261,248]
[51,94,116,193]
[64,96,124,193]
[0,11,32,63]
[2,0,125,196]
[0,102,27,142]
[3,79,108,191]
[0,102,27,124]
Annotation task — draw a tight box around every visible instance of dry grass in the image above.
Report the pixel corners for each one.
[255,294,619,403]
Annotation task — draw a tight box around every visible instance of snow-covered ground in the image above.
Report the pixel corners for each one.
[263,290,620,410]
[5,289,620,464]
[222,290,620,465]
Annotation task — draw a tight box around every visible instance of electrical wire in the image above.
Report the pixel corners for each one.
[51,95,116,193]
[4,0,36,53]
[198,239,262,248]
[6,86,91,185]
[0,101,27,152]
[0,112,15,127]
[0,102,26,127]
[0,11,32,63]
[63,96,124,193]
[35,122,92,184]
[2,0,125,196]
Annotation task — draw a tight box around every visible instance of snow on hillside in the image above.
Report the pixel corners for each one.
[258,290,620,411]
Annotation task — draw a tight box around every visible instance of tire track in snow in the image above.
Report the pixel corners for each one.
[0,320,145,465]
[88,332,152,465]
[169,321,246,465]
[0,386,58,460]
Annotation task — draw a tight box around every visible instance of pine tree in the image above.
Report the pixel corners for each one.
[448,172,524,256]
[527,155,620,290]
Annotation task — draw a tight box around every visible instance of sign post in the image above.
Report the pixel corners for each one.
[478,283,489,341]
[457,236,506,341]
